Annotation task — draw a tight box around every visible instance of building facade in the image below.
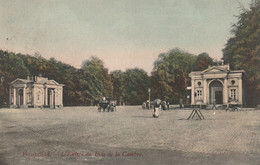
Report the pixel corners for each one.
[189,65,245,106]
[9,76,64,108]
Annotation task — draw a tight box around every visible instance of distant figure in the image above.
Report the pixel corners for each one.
[153,99,161,118]
[161,101,167,110]
[179,98,183,108]
[166,101,170,110]
[109,101,117,112]
[142,102,146,110]
[146,100,150,110]
[226,97,231,111]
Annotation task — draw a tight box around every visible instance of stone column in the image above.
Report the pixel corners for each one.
[13,88,16,105]
[191,79,195,104]
[23,86,26,105]
[44,87,48,106]
[32,87,34,106]
[223,78,228,104]
[203,79,207,104]
[238,77,243,104]
[54,88,56,107]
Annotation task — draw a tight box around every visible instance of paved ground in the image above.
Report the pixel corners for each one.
[0,106,260,165]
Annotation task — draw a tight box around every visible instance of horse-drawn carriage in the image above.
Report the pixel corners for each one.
[98,97,116,112]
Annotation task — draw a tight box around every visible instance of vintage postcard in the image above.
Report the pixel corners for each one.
[0,0,259,164]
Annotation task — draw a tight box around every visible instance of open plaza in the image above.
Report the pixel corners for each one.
[0,106,260,165]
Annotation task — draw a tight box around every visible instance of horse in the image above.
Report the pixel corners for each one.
[108,101,117,112]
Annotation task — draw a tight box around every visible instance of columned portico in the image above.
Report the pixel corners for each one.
[189,65,245,106]
[9,76,64,108]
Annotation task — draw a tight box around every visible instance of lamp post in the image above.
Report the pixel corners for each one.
[148,88,151,109]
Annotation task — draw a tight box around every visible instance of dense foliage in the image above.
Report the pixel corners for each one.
[123,68,150,105]
[222,0,260,106]
[193,53,214,71]
[79,57,113,105]
[0,47,217,106]
[0,50,151,106]
[0,51,30,106]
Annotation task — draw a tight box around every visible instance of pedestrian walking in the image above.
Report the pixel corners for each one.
[153,99,161,118]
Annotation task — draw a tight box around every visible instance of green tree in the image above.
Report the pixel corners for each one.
[0,50,30,105]
[80,56,113,105]
[193,52,214,71]
[222,0,260,106]
[110,70,125,105]
[123,68,150,105]
[152,48,196,103]
[19,53,49,77]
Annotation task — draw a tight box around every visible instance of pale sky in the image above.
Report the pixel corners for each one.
[0,0,251,74]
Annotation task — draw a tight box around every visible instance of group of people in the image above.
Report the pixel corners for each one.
[142,99,170,118]
[142,100,170,111]
[100,96,171,117]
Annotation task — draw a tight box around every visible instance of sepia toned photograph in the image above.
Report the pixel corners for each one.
[0,0,260,164]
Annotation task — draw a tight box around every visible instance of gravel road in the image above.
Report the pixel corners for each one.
[0,106,259,165]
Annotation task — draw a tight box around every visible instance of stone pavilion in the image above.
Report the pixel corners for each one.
[189,65,245,106]
[9,76,64,108]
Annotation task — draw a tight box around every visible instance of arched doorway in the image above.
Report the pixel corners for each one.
[209,80,223,104]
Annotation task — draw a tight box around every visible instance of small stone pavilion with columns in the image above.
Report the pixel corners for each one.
[189,64,245,106]
[9,76,64,108]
